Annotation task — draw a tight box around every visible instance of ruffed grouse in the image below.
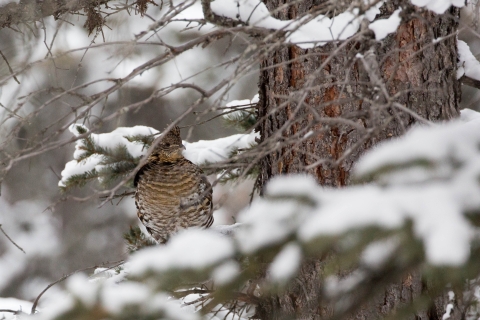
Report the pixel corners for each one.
[134,126,213,243]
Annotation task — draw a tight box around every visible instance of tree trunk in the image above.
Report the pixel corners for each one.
[256,0,462,319]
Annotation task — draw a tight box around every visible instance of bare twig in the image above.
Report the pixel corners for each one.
[0,309,23,314]
[0,224,25,254]
[0,49,20,84]
[30,259,125,314]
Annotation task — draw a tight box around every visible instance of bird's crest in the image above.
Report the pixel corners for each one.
[147,125,184,163]
[156,125,183,149]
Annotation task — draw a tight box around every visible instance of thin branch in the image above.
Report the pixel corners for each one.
[201,0,246,28]
[99,191,135,202]
[460,75,480,90]
[30,259,125,314]
[0,224,25,254]
[0,49,20,84]
[0,309,23,313]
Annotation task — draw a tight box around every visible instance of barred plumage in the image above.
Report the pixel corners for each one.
[134,126,213,243]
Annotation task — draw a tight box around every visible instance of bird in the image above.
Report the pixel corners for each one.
[134,125,213,244]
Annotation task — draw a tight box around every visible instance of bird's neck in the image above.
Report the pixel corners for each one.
[148,153,184,165]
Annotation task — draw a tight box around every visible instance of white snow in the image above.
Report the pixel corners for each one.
[222,94,258,124]
[208,0,465,48]
[212,261,241,285]
[265,174,319,201]
[286,10,362,48]
[457,40,480,81]
[100,282,150,314]
[303,130,313,138]
[42,107,480,319]
[364,1,384,22]
[129,229,235,275]
[354,118,480,183]
[33,274,200,320]
[235,198,306,254]
[210,305,255,320]
[443,303,454,320]
[210,0,289,30]
[59,124,258,187]
[211,223,243,237]
[147,294,200,320]
[235,110,480,266]
[448,291,455,301]
[298,183,476,267]
[184,131,258,164]
[59,124,157,187]
[174,0,206,20]
[59,155,104,187]
[226,99,251,109]
[0,192,60,297]
[442,291,455,319]
[361,237,399,269]
[210,0,388,49]
[298,116,480,265]
[208,0,468,48]
[410,0,464,14]
[268,242,302,282]
[90,267,127,285]
[66,274,98,307]
[31,284,76,320]
[0,297,32,319]
[369,9,402,41]
[324,271,366,297]
[67,124,156,161]
[460,108,480,122]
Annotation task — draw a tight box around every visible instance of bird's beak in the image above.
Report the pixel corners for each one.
[181,144,186,150]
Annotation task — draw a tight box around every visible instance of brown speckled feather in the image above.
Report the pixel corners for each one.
[135,126,213,243]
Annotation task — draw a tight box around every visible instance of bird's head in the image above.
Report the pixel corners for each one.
[149,125,185,163]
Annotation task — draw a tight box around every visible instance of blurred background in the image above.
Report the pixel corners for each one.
[0,0,479,305]
[0,0,257,302]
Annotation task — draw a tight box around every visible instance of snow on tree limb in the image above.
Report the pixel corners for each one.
[33,273,201,320]
[410,0,464,14]
[205,0,465,48]
[208,0,384,48]
[457,40,480,81]
[63,109,480,267]
[58,124,258,189]
[37,109,480,319]
[0,298,31,320]
[129,229,235,276]
[368,8,402,40]
[239,109,480,267]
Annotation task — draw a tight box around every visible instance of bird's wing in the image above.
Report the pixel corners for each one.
[133,162,153,187]
[178,174,212,208]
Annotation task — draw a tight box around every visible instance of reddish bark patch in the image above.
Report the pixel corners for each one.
[384,18,425,89]
[323,87,342,118]
[289,46,304,88]
[275,65,284,83]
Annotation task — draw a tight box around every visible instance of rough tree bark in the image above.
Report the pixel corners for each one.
[256,0,462,319]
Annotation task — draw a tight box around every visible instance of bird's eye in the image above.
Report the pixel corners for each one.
[165,143,170,147]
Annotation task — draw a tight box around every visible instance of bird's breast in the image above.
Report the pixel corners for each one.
[136,163,207,207]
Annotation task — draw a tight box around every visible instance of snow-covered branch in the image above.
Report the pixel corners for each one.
[202,0,465,48]
[37,109,480,320]
[58,124,258,190]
